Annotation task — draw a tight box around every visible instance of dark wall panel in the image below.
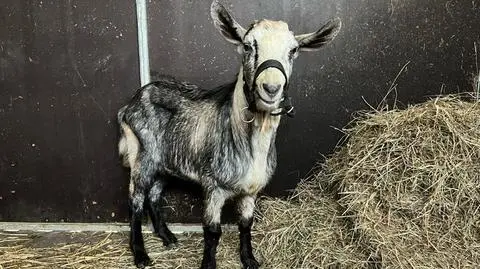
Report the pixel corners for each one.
[0,0,139,222]
[147,0,479,222]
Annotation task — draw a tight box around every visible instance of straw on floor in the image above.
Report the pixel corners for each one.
[0,231,242,269]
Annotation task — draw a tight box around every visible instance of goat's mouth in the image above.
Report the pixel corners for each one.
[255,92,281,111]
[258,94,276,105]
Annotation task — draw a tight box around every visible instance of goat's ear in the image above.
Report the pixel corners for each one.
[210,0,245,45]
[295,18,342,52]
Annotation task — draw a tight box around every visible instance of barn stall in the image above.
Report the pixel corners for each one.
[1,0,479,268]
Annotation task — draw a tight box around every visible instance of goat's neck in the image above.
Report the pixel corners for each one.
[231,68,281,139]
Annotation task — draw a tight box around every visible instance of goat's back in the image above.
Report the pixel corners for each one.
[117,77,239,182]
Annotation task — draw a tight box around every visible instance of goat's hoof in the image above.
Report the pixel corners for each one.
[199,260,216,269]
[199,265,216,269]
[161,232,178,248]
[134,252,152,268]
[241,257,260,269]
[158,229,178,246]
[165,241,179,249]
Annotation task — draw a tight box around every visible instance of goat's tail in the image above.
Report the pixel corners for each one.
[117,106,139,168]
[117,105,127,125]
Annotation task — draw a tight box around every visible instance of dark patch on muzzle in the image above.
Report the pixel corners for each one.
[243,59,295,118]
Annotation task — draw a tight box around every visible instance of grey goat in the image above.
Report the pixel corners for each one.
[117,1,341,268]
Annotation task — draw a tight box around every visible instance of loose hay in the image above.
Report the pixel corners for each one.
[0,231,242,269]
[323,95,480,268]
[254,180,372,269]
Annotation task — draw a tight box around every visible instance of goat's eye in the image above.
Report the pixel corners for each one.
[243,43,253,53]
[289,47,299,55]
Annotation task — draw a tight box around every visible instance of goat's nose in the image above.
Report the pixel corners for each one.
[262,83,281,97]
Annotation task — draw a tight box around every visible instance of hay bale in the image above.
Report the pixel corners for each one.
[323,95,480,268]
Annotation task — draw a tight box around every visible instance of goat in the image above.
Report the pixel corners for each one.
[118,1,341,268]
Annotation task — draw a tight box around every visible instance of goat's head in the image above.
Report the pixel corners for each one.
[211,0,341,113]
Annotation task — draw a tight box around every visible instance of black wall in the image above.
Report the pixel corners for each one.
[0,0,478,223]
[0,0,139,222]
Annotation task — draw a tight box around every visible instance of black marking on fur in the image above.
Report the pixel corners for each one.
[130,205,151,268]
[253,39,259,69]
[201,223,222,269]
[239,217,259,269]
[244,22,256,38]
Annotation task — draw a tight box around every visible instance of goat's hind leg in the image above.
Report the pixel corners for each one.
[129,168,154,268]
[147,180,178,247]
[238,195,260,269]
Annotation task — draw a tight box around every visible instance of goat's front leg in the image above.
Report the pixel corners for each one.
[201,188,228,269]
[238,195,260,269]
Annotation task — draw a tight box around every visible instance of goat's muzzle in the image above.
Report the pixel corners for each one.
[243,59,295,118]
